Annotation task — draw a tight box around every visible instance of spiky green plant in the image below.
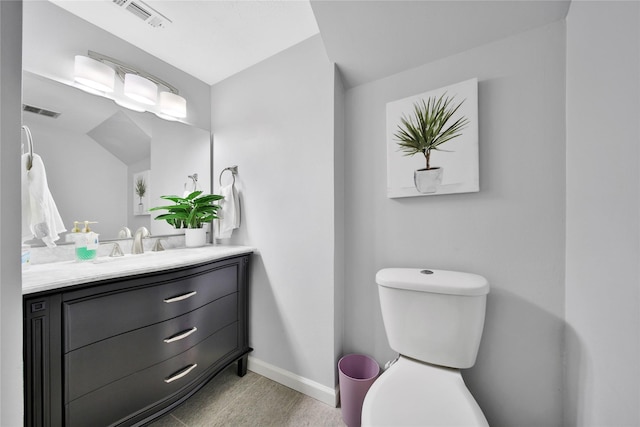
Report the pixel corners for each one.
[135,177,146,202]
[149,191,223,229]
[394,93,469,170]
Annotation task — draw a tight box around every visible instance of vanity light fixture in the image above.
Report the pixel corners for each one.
[74,55,115,93]
[158,91,187,118]
[72,50,187,120]
[124,73,158,105]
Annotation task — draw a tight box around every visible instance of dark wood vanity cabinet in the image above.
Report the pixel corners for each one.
[24,254,251,427]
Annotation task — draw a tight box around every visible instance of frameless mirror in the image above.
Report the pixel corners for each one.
[22,73,211,245]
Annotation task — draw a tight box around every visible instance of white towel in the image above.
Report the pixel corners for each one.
[215,183,240,239]
[21,153,66,247]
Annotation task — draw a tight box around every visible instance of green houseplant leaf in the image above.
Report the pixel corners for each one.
[150,191,224,229]
[394,93,469,170]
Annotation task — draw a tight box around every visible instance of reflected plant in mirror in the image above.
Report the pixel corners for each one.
[135,175,147,213]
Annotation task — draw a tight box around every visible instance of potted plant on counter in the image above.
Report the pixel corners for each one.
[150,191,223,247]
[394,93,469,193]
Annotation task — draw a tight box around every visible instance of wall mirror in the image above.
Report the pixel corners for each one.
[22,2,212,246]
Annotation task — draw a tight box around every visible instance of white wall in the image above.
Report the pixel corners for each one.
[343,22,566,427]
[333,67,346,374]
[211,35,338,402]
[0,1,23,424]
[565,2,640,425]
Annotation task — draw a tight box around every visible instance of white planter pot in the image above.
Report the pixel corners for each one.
[414,167,443,194]
[184,228,207,248]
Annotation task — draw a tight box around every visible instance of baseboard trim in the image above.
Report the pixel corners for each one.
[247,356,338,407]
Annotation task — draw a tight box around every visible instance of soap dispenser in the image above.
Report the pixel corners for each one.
[75,221,99,261]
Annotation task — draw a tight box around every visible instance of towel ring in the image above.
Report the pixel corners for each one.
[219,165,238,186]
[21,125,34,171]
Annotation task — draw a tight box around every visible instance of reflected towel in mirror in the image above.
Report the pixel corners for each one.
[21,153,66,247]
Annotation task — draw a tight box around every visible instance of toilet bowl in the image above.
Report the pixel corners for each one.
[362,357,488,426]
[362,268,490,426]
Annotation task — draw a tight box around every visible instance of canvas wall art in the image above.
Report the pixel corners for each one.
[386,78,479,199]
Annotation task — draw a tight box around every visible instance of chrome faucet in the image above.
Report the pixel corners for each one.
[118,226,132,239]
[132,227,150,254]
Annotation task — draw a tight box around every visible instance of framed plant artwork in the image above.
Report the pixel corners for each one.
[133,170,150,216]
[386,78,479,199]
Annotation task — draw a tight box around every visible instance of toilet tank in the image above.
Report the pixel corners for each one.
[376,268,489,369]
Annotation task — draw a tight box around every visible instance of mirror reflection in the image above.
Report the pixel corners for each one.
[22,71,211,244]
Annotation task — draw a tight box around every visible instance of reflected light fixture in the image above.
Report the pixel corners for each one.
[72,50,187,121]
[74,55,115,93]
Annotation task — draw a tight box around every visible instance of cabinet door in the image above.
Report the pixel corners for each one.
[24,294,63,427]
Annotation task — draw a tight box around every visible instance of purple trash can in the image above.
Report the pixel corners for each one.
[338,354,380,427]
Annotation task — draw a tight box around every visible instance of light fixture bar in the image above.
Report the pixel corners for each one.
[86,50,180,95]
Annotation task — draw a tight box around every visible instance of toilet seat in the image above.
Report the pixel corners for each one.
[361,356,489,427]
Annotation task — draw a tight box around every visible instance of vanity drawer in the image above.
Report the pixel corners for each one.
[66,321,238,427]
[65,292,238,403]
[64,264,237,351]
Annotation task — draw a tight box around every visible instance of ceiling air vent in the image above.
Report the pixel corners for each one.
[23,104,61,119]
[111,0,171,28]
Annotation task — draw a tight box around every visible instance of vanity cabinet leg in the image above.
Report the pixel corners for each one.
[237,354,248,377]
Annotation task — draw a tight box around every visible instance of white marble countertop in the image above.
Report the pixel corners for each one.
[22,245,255,295]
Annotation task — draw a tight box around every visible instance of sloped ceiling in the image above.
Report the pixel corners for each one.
[311,0,571,89]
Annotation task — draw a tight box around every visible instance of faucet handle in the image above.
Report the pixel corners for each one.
[109,242,124,257]
[152,239,165,252]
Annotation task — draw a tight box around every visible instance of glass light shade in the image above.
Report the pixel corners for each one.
[124,73,157,105]
[74,55,115,93]
[158,91,187,118]
[114,97,146,113]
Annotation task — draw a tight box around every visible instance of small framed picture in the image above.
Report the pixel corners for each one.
[133,170,150,215]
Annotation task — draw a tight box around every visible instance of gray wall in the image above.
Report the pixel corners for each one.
[211,35,339,393]
[343,21,566,427]
[0,1,23,424]
[565,2,640,425]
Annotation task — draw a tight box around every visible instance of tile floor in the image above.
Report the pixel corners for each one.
[149,363,345,426]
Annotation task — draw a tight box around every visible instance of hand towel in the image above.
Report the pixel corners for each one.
[22,153,66,247]
[215,183,240,239]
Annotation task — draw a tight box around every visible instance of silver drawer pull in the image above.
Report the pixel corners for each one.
[164,363,198,383]
[163,291,197,303]
[163,327,198,343]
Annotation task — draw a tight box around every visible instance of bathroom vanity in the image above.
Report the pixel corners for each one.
[23,246,253,427]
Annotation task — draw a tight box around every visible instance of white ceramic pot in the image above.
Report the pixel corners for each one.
[184,228,207,248]
[414,167,443,194]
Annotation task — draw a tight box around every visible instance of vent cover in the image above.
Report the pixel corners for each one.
[23,104,61,119]
[111,0,171,28]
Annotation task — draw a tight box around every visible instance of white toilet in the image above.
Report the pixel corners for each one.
[362,268,490,426]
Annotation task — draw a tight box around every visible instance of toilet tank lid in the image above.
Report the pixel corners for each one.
[376,268,489,296]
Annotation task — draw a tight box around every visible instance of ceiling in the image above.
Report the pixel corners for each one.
[311,0,572,88]
[46,0,570,89]
[49,0,320,86]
